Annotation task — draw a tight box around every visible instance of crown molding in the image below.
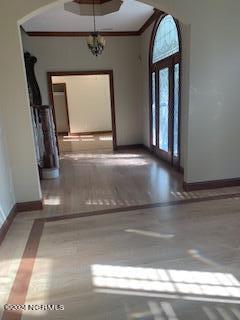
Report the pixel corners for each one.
[74,0,111,4]
[26,9,163,37]
[138,9,163,34]
[27,31,140,37]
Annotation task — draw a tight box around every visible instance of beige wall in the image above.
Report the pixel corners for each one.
[52,75,112,134]
[0,105,15,229]
[141,0,240,183]
[0,0,44,214]
[21,32,142,146]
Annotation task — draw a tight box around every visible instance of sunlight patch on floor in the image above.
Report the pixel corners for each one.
[99,136,113,141]
[81,138,95,142]
[62,138,80,142]
[125,229,175,239]
[92,265,240,303]
[43,196,61,206]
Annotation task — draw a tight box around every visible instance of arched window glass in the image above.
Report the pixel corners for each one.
[153,15,179,63]
[150,14,181,170]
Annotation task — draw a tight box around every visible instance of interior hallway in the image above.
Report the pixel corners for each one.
[2,148,240,320]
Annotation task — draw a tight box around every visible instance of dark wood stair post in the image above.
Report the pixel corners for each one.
[39,105,59,179]
[24,52,59,179]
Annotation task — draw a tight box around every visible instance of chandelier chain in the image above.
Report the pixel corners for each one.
[93,0,96,33]
[86,0,106,57]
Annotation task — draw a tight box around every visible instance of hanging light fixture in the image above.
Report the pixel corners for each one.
[86,0,106,57]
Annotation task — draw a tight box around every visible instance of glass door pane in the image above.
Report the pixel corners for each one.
[173,64,179,157]
[152,72,156,146]
[159,68,169,152]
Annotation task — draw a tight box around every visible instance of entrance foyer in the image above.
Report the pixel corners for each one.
[1,148,240,319]
[2,1,240,320]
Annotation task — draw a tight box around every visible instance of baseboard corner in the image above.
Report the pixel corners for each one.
[16,200,43,212]
[183,177,240,191]
[0,204,18,246]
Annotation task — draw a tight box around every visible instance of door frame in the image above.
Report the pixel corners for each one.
[47,70,117,150]
[52,82,70,135]
[149,14,182,170]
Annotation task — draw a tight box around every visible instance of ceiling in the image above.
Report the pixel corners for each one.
[22,0,154,32]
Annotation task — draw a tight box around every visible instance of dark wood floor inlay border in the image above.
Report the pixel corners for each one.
[40,191,240,223]
[2,191,240,320]
[1,220,44,320]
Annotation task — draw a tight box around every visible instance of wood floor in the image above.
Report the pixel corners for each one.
[1,147,240,319]
[41,148,240,217]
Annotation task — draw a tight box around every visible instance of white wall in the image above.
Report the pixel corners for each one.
[52,75,112,134]
[21,32,142,146]
[0,105,15,228]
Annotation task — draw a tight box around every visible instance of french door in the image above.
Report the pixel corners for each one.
[151,58,180,169]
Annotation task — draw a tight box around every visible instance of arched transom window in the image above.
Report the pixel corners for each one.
[153,15,180,63]
[150,14,181,169]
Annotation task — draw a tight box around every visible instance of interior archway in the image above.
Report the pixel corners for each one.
[10,0,190,205]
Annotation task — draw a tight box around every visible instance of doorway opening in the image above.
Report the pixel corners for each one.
[48,70,117,153]
[52,82,70,135]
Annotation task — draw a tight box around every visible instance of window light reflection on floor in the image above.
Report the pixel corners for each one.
[148,301,179,320]
[63,138,80,142]
[63,156,148,166]
[80,135,94,138]
[63,135,80,139]
[170,191,235,200]
[81,138,95,142]
[62,153,142,160]
[189,249,219,268]
[91,265,240,302]
[99,136,113,141]
[43,196,61,206]
[85,199,142,206]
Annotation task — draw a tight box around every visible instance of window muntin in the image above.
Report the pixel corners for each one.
[152,72,157,146]
[153,15,179,63]
[173,63,180,157]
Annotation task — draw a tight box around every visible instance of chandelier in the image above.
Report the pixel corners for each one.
[86,0,106,57]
